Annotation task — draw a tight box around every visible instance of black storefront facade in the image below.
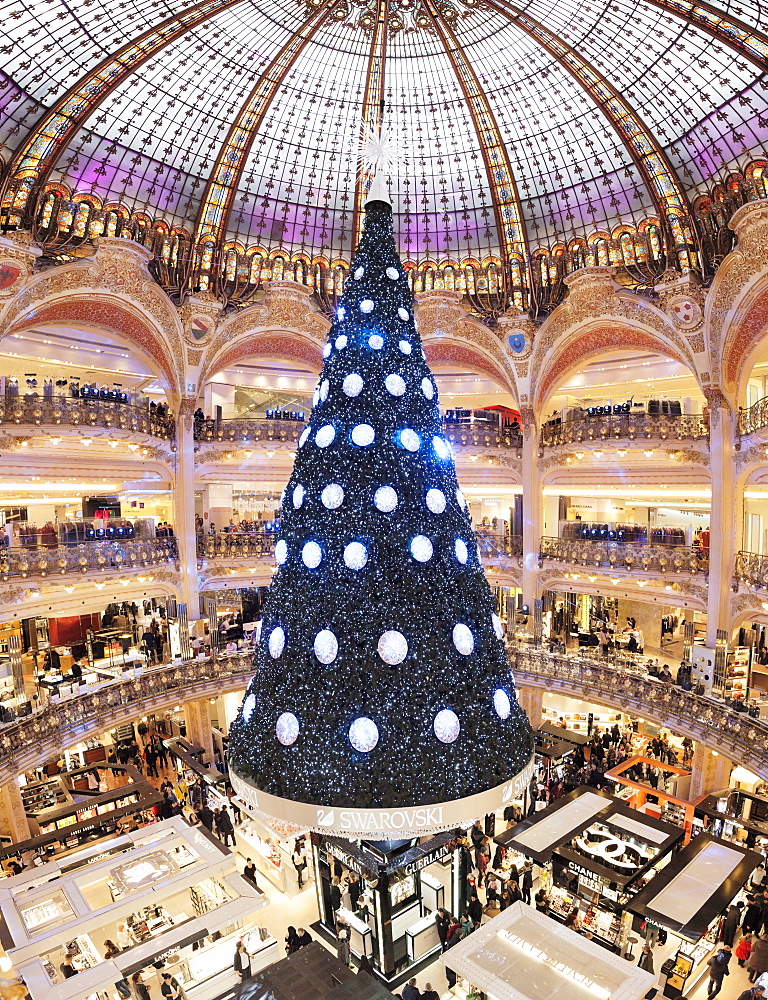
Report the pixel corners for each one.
[311,830,468,983]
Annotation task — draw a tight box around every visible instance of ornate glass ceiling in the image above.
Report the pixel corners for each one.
[0,0,766,266]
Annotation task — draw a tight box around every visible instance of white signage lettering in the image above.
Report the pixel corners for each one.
[498,929,611,1000]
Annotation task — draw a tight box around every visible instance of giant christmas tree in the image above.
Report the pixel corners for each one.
[228,160,533,837]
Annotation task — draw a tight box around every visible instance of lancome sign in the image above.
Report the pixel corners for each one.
[230,759,534,838]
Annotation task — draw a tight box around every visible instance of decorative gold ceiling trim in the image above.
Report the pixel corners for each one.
[5,0,246,193]
[194,0,334,243]
[421,0,529,265]
[349,0,389,250]
[487,0,691,230]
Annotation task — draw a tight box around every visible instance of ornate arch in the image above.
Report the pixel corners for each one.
[535,323,696,413]
[425,341,517,398]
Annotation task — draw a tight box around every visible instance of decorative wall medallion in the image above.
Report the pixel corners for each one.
[667,295,702,331]
[0,262,23,296]
[507,331,527,354]
[190,315,214,340]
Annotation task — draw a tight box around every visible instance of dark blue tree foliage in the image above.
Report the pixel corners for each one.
[228,198,533,809]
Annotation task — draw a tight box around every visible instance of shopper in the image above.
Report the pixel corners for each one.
[420,985,439,1000]
[60,953,77,978]
[738,989,766,1000]
[445,917,462,945]
[197,804,214,830]
[160,973,187,1000]
[336,920,351,967]
[233,941,250,984]
[243,858,259,890]
[132,971,151,1000]
[745,899,764,935]
[402,980,420,1000]
[292,840,308,888]
[285,926,301,955]
[564,907,581,930]
[358,955,375,977]
[435,908,450,949]
[144,744,159,778]
[296,927,312,948]
[534,888,549,913]
[521,862,533,905]
[738,934,755,967]
[638,945,654,974]
[468,892,483,927]
[116,922,136,950]
[722,901,745,946]
[330,876,342,912]
[104,941,131,998]
[707,944,732,997]
[749,934,768,982]
[459,912,474,938]
[215,806,235,847]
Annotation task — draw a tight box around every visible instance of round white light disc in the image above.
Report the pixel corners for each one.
[336,306,346,320]
[299,427,311,447]
[302,541,322,568]
[378,630,408,665]
[422,378,435,400]
[455,539,468,564]
[276,712,300,746]
[321,483,344,509]
[343,541,368,569]
[313,390,320,406]
[386,267,399,280]
[434,708,460,744]
[268,627,285,659]
[352,424,375,446]
[335,335,348,349]
[385,373,406,397]
[275,539,288,565]
[360,299,374,314]
[492,613,504,639]
[493,689,511,720]
[374,486,398,512]
[426,488,446,514]
[400,428,420,452]
[456,488,466,509]
[410,535,433,562]
[398,307,409,321]
[314,629,338,664]
[343,373,363,397]
[354,266,364,279]
[369,335,384,350]
[323,343,332,358]
[243,694,256,723]
[292,484,305,509]
[315,424,335,448]
[320,379,329,402]
[433,436,450,459]
[453,623,474,655]
[349,717,378,753]
[398,340,412,355]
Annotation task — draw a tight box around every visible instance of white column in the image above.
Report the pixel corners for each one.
[521,408,542,611]
[174,410,200,612]
[706,400,737,647]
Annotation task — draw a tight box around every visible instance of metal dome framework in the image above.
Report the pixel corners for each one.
[0,0,767,314]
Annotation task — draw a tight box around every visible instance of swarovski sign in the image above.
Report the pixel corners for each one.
[230,758,534,838]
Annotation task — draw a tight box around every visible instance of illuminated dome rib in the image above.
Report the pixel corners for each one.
[486,0,691,232]
[194,0,335,243]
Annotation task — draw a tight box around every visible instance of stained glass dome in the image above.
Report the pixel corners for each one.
[1,0,766,273]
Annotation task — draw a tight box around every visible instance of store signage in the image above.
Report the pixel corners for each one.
[498,929,611,1000]
[230,759,535,838]
[325,841,372,879]
[402,843,453,876]
[110,850,178,893]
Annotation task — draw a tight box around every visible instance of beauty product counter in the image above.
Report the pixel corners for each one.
[232,801,309,897]
[0,817,272,1000]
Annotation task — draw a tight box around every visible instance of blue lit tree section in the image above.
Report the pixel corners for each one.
[228,198,533,810]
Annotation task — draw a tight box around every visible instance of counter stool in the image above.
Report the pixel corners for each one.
[625,936,639,960]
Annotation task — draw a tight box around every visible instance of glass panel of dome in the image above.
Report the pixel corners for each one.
[46,0,303,218]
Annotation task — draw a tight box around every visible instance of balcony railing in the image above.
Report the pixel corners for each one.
[0,537,178,580]
[540,412,708,448]
[194,416,522,451]
[198,532,276,560]
[539,536,708,574]
[0,653,252,783]
[735,550,768,589]
[0,394,175,439]
[477,534,523,559]
[739,397,768,437]
[511,648,768,780]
